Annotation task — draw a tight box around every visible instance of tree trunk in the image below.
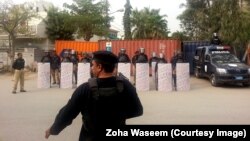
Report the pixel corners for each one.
[9,34,16,72]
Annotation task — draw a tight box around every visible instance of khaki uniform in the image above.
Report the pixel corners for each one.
[13,69,25,91]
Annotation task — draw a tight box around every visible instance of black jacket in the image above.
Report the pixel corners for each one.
[50,77,143,141]
[12,58,25,70]
[118,54,131,63]
[50,55,61,69]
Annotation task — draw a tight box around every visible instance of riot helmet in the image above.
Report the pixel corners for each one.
[152,52,156,57]
[120,48,126,54]
[71,49,76,55]
[159,53,164,58]
[213,32,218,37]
[63,50,69,57]
[139,47,145,53]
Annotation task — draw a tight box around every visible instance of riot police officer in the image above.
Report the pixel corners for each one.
[210,32,222,45]
[136,47,148,63]
[118,48,130,63]
[61,50,71,62]
[149,52,158,67]
[70,50,79,85]
[41,50,51,63]
[171,51,184,91]
[81,52,92,63]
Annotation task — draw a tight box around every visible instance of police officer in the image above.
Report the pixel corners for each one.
[155,53,167,90]
[149,52,158,67]
[41,50,51,63]
[70,50,79,85]
[61,50,71,62]
[136,47,148,63]
[45,51,143,141]
[118,48,130,63]
[171,51,184,91]
[81,52,92,63]
[12,53,26,94]
[50,50,61,85]
[210,32,222,45]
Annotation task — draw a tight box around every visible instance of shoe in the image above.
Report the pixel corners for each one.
[52,82,56,84]
[20,90,26,92]
[12,91,16,94]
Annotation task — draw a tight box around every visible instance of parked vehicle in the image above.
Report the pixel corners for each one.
[193,45,250,86]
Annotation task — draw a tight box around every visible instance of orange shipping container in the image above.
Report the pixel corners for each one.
[98,39,181,63]
[55,40,99,56]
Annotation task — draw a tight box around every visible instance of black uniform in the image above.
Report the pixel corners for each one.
[50,55,61,70]
[171,53,184,90]
[211,36,222,45]
[81,57,91,63]
[49,77,143,141]
[149,56,158,67]
[118,54,130,63]
[136,53,148,63]
[41,55,51,63]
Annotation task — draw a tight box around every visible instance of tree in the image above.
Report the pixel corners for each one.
[44,6,76,43]
[0,0,37,70]
[63,0,112,41]
[171,31,190,41]
[123,0,132,39]
[178,0,250,57]
[131,7,169,39]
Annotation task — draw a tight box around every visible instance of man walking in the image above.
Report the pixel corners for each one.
[12,53,26,94]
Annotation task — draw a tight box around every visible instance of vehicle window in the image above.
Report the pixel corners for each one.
[211,54,240,64]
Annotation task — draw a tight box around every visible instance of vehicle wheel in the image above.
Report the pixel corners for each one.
[194,69,200,78]
[242,83,250,87]
[210,74,218,87]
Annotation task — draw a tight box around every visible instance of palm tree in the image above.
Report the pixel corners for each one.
[131,7,169,39]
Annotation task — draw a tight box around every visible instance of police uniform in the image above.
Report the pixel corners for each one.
[171,53,184,90]
[48,51,143,141]
[12,53,26,93]
[118,49,130,63]
[50,51,61,84]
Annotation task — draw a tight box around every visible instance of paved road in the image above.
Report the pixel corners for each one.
[0,72,250,141]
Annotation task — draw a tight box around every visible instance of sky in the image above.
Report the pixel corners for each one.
[12,0,186,36]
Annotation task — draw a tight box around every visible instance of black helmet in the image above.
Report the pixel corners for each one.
[120,48,126,54]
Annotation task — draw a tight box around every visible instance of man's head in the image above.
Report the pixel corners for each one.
[91,51,118,78]
[44,50,50,56]
[120,48,126,54]
[139,47,145,53]
[51,50,56,56]
[159,53,164,58]
[213,32,218,37]
[64,50,69,57]
[17,53,22,58]
[152,52,156,57]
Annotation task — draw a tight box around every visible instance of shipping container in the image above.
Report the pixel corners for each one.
[183,41,210,74]
[99,39,181,63]
[55,40,99,56]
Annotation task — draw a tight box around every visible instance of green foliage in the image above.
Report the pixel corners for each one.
[178,0,250,53]
[0,1,37,37]
[63,0,112,41]
[123,0,132,39]
[171,31,190,41]
[0,0,37,70]
[44,6,76,42]
[131,7,169,39]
